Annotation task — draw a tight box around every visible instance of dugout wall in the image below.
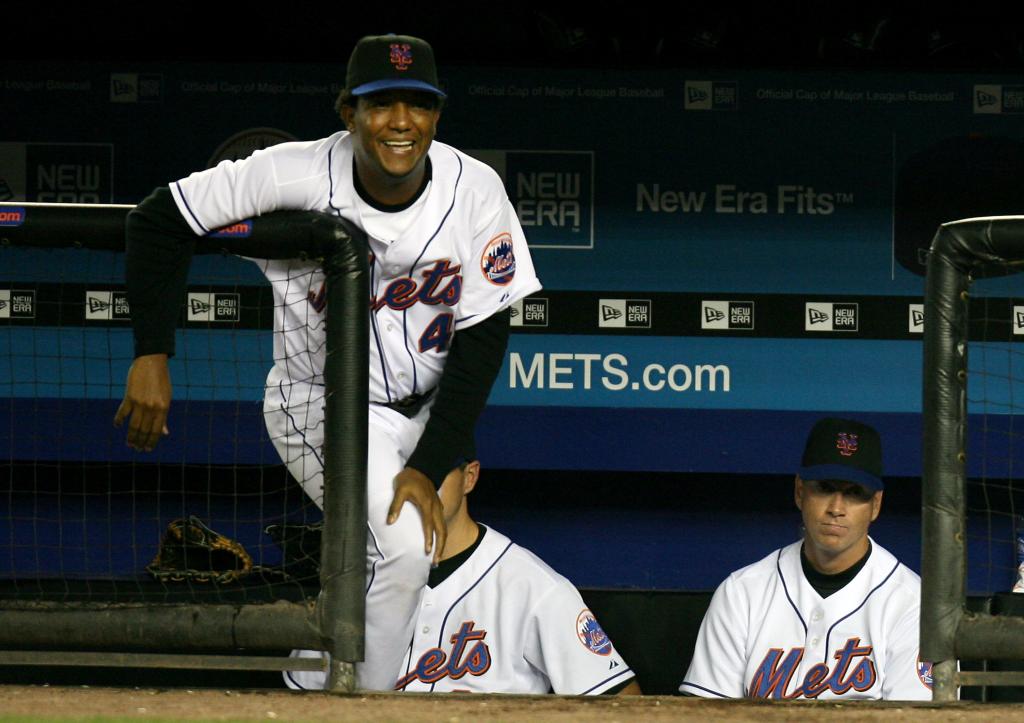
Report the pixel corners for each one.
[0,202,367,691]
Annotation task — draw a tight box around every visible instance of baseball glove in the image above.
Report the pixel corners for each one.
[147,515,253,584]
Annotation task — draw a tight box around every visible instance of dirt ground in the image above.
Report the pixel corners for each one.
[2,686,1024,722]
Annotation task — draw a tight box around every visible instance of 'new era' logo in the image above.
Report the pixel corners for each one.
[510,297,549,327]
[808,308,830,324]
[977,90,999,107]
[88,297,110,313]
[974,85,1002,114]
[684,81,738,110]
[1014,306,1024,335]
[805,302,858,332]
[0,290,35,319]
[85,291,130,321]
[598,299,651,328]
[187,293,240,323]
[701,301,754,330]
[909,304,924,333]
[704,307,725,323]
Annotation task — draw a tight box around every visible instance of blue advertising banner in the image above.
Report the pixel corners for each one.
[3,62,1024,476]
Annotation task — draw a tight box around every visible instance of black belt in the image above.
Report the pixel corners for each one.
[376,388,435,419]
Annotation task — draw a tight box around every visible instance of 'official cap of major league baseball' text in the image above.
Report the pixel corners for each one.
[798,417,884,491]
[346,34,446,98]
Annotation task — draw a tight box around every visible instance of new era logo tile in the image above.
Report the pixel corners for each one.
[190,296,212,316]
[973,85,1024,114]
[702,301,754,330]
[807,307,830,325]
[909,304,924,333]
[510,297,549,327]
[0,290,35,319]
[973,85,1002,114]
[805,302,858,332]
[187,293,240,322]
[685,82,711,109]
[704,306,725,323]
[464,149,594,249]
[598,299,651,328]
[684,81,738,110]
[85,291,130,321]
[1014,306,1024,336]
[110,73,162,103]
[601,303,623,322]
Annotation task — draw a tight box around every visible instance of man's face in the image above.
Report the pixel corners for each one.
[342,89,441,184]
[795,477,882,566]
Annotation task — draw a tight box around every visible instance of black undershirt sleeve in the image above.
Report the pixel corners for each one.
[124,186,197,358]
[126,185,508,485]
[405,308,511,487]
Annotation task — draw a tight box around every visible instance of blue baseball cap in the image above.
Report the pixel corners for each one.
[797,417,885,492]
[346,34,446,98]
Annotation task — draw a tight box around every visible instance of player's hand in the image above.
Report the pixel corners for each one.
[113,353,172,452]
[387,467,447,566]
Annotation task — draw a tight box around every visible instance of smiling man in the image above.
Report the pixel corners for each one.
[116,34,541,690]
[679,418,933,701]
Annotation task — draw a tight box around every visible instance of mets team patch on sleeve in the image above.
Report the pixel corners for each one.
[576,609,612,656]
[481,232,516,286]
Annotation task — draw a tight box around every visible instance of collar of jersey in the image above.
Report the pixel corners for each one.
[800,540,872,598]
[352,156,433,213]
[427,523,486,588]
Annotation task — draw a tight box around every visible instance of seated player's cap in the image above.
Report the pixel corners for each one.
[798,417,884,491]
[346,34,446,98]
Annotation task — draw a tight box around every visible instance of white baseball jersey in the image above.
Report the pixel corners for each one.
[680,538,932,701]
[168,131,541,691]
[395,525,636,695]
[171,131,541,402]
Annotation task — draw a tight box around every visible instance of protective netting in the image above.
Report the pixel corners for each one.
[965,279,1024,597]
[0,242,324,603]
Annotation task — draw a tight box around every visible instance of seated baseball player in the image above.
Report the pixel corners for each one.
[288,457,641,695]
[679,417,933,701]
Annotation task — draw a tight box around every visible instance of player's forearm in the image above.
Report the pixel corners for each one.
[405,308,510,486]
[125,186,197,358]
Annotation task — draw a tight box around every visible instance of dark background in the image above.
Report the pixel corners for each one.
[13,2,1024,72]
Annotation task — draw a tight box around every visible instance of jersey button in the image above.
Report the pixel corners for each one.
[422,626,430,634]
[811,637,820,646]
[398,372,407,380]
[811,611,823,622]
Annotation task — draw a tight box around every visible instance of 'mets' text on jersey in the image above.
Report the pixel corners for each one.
[170,133,541,403]
[681,540,932,701]
[396,526,635,694]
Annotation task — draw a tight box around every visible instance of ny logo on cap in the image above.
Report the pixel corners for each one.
[390,43,413,71]
[836,432,859,457]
